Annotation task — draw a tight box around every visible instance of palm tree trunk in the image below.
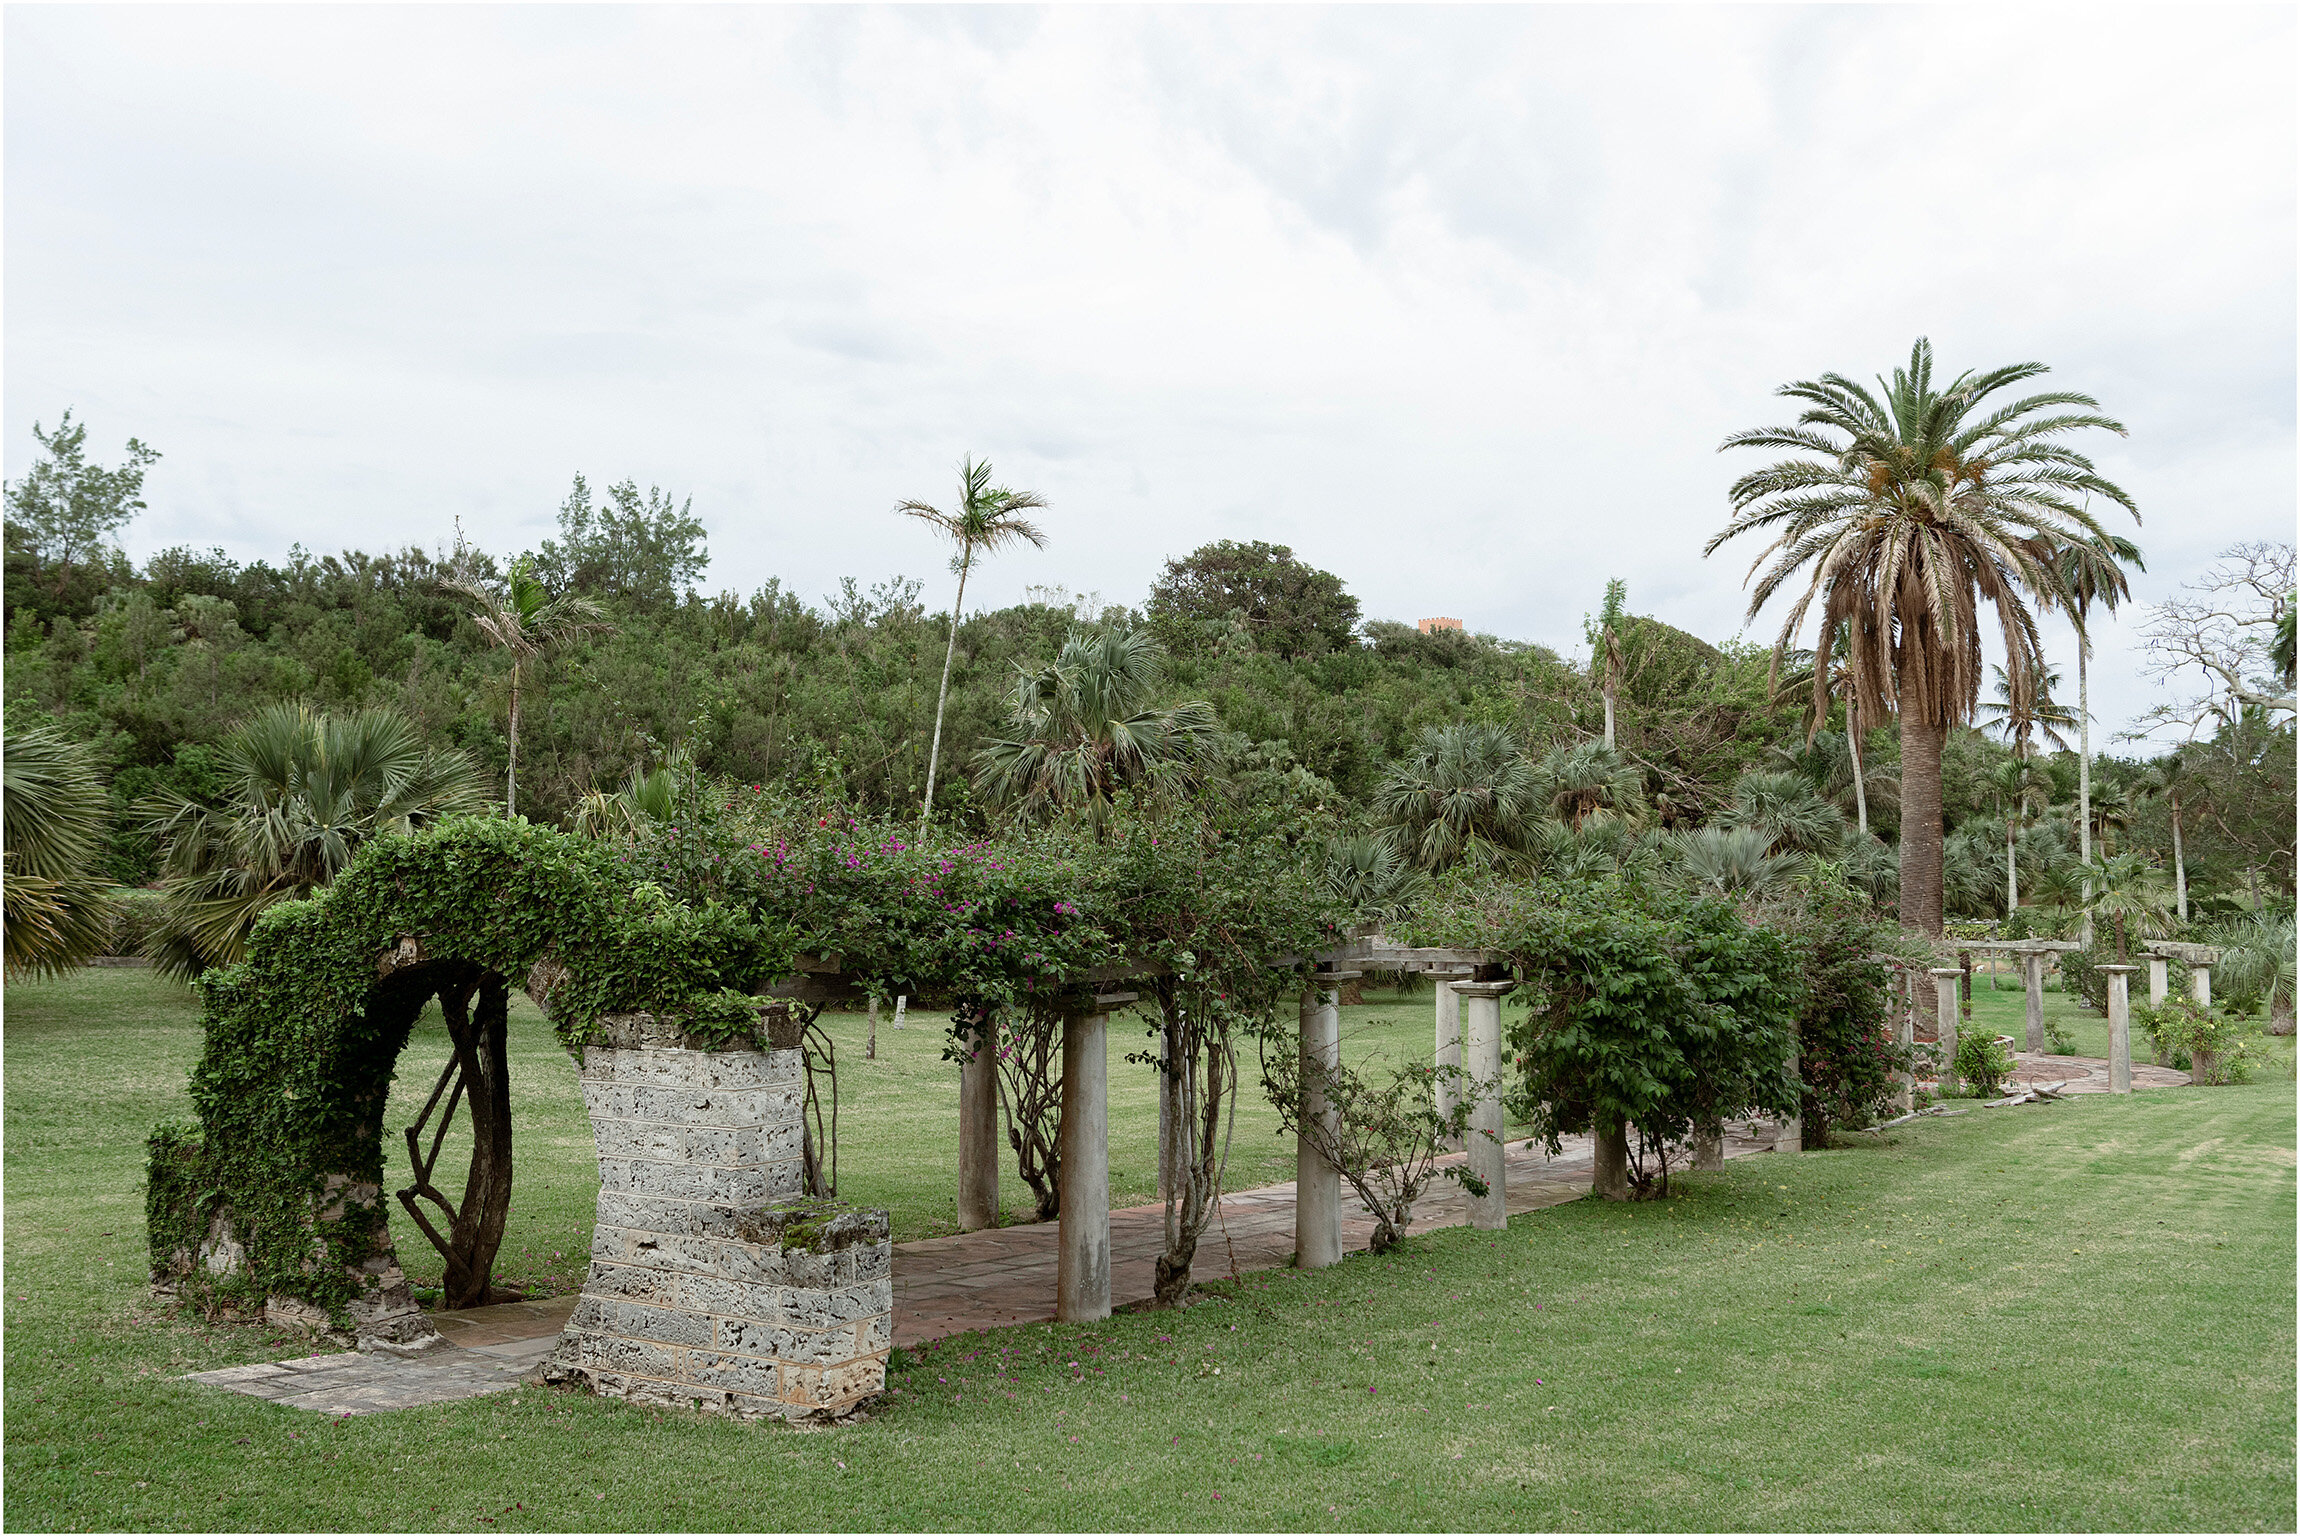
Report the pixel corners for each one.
[1848,700,1868,838]
[2005,816,2019,914]
[2078,638,2093,946]
[1602,688,1615,750]
[506,662,522,819]
[919,552,972,837]
[2171,792,2188,922]
[1899,717,1947,937]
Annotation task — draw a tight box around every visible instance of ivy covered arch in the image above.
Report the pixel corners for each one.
[146,817,792,1338]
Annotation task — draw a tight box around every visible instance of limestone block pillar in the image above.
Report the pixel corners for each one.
[1778,1046,1803,1154]
[1931,968,1963,1096]
[957,1022,1000,1232]
[1454,980,1513,1227]
[2102,966,2135,1094]
[1057,999,1125,1322]
[2023,953,2047,1054]
[2191,962,2213,1010]
[2147,956,2169,1009]
[1893,971,1917,1115]
[1295,976,1352,1270]
[1432,974,1464,1149]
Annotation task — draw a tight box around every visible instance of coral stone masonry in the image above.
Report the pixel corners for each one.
[543,1013,893,1421]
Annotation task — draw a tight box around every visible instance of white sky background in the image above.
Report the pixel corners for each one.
[6,5,2293,748]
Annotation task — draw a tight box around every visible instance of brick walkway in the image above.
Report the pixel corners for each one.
[182,1047,2185,1412]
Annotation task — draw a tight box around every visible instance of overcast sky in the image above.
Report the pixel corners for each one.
[7,5,2293,747]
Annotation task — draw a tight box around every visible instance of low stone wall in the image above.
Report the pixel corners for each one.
[544,1014,893,1421]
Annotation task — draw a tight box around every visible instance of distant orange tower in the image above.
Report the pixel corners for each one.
[1416,617,1463,634]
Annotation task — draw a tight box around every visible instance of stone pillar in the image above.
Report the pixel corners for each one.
[2023,952,2047,1054]
[2147,956,2169,1009]
[1432,975,1464,1149]
[1931,968,1963,1096]
[1057,1001,1122,1322]
[1454,981,1513,1229]
[1295,976,1352,1270]
[957,1023,1000,1232]
[2191,962,2213,1010]
[1778,1047,1803,1154]
[1894,970,1917,1114]
[2102,967,2135,1094]
[1692,1122,1724,1171]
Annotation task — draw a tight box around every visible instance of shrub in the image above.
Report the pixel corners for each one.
[2061,947,2105,1013]
[2137,999,2261,1085]
[2044,1017,2078,1056]
[105,888,167,957]
[1259,1055,1485,1253]
[1954,1031,2016,1098]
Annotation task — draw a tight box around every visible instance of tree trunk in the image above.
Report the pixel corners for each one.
[2171,794,2188,922]
[2005,816,2018,915]
[432,974,516,1308]
[1899,717,1948,936]
[505,663,522,818]
[1848,700,1868,837]
[866,996,878,1061]
[1592,1117,1631,1201]
[919,554,971,836]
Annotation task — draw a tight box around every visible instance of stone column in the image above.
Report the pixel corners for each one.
[1454,981,1513,1228]
[957,1022,1000,1232]
[1058,998,1126,1322]
[1295,975,1353,1270]
[1432,974,1464,1149]
[1894,970,1917,1115]
[2102,966,2135,1094]
[2191,961,2213,1010]
[1931,968,1963,1096]
[1692,1123,1724,1171]
[2147,956,2169,1009]
[2023,952,2047,1054]
[1778,1047,1803,1154]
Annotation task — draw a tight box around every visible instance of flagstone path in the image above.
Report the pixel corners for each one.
[183,1048,2185,1413]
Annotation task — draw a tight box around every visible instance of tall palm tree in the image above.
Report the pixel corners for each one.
[1377,723,1542,872]
[1708,337,2139,935]
[2052,534,2143,942]
[140,704,488,978]
[2088,779,2135,857]
[2136,751,2201,922]
[1775,632,1882,834]
[899,456,1049,835]
[1984,756,2054,913]
[1976,662,2080,757]
[2,726,117,977]
[972,625,1213,830]
[448,558,613,818]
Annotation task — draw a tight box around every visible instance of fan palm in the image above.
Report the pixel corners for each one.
[1984,756,2055,913]
[1765,730,1900,829]
[1723,769,1847,857]
[1375,723,1541,872]
[1320,833,1428,927]
[3,726,117,977]
[141,704,488,978]
[971,625,1214,830]
[899,456,1050,835]
[1531,739,1645,831]
[2079,850,2174,963]
[1671,826,1798,900]
[1528,814,1659,884]
[1707,337,2139,936]
[569,752,688,842]
[448,558,613,818]
[2212,912,2296,1031]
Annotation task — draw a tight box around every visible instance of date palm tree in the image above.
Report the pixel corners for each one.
[1708,337,2139,935]
[2,726,117,977]
[140,704,487,978]
[972,625,1213,830]
[448,559,612,818]
[899,456,1049,835]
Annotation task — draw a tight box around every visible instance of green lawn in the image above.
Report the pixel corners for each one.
[7,968,2294,1531]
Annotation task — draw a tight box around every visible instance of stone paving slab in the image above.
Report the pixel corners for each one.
[184,1343,538,1415]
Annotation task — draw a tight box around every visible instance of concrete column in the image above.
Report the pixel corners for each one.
[957,1022,1001,1231]
[2023,953,2047,1054]
[1893,971,1917,1115]
[1432,975,1464,1148]
[1931,968,1963,1096]
[1294,976,1352,1270]
[2102,966,2135,1094]
[1692,1122,1724,1171]
[1778,1047,1803,1153]
[2191,962,2213,1010]
[1454,981,1512,1228]
[1057,1001,1123,1322]
[2147,956,2169,1009]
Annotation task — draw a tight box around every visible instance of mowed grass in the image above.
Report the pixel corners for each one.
[6,968,2294,1532]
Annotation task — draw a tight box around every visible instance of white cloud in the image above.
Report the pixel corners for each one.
[5,5,2290,746]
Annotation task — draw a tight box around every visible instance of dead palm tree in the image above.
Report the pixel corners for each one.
[898,456,1049,835]
[448,559,613,818]
[1708,337,2139,935]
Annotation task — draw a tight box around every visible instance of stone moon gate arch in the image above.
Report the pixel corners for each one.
[146,820,894,1422]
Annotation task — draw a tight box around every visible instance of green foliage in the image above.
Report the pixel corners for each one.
[1779,882,1911,1138]
[1258,1053,1485,1252]
[3,410,161,615]
[2138,998,2262,1085]
[1146,539,1361,660]
[533,473,709,607]
[1953,1030,2016,1099]
[2,723,118,976]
